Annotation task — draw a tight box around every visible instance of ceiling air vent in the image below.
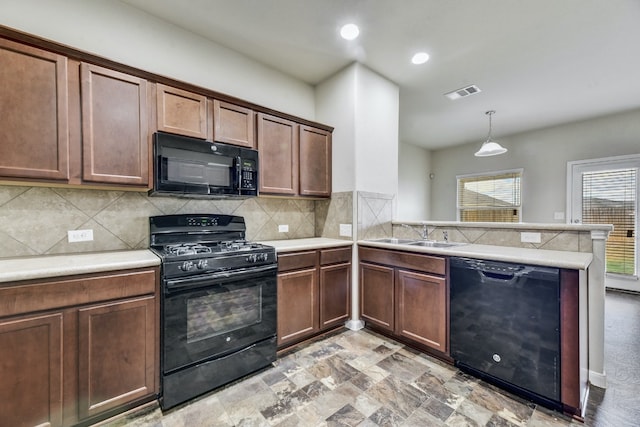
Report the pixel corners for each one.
[444,84,482,100]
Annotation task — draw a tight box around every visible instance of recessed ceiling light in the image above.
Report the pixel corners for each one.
[340,23,360,40]
[411,52,430,64]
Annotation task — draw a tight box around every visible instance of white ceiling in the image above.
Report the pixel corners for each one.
[122,0,640,149]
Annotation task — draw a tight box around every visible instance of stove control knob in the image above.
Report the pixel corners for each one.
[180,261,194,271]
[247,254,257,263]
[196,259,208,269]
[259,253,268,262]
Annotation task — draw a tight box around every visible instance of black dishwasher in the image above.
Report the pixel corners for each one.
[450,257,561,410]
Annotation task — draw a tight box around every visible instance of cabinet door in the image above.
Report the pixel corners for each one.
[319,262,351,330]
[359,262,395,332]
[299,125,331,197]
[77,296,156,421]
[0,38,69,181]
[277,268,318,346]
[0,313,64,427]
[213,100,255,148]
[257,113,298,195]
[81,63,149,186]
[156,84,207,139]
[396,269,447,352]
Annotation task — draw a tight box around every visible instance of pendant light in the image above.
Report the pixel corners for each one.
[475,110,507,157]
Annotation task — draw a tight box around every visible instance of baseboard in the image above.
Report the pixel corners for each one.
[589,369,607,388]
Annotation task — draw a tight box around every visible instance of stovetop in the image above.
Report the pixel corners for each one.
[149,214,276,279]
[156,241,269,258]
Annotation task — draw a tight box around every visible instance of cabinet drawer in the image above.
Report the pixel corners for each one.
[320,247,352,265]
[277,251,317,272]
[0,268,157,318]
[359,247,445,276]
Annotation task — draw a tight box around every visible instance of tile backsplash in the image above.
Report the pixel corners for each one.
[0,185,324,258]
[357,191,395,240]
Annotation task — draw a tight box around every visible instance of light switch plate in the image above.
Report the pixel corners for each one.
[278,224,289,233]
[68,229,94,242]
[339,224,352,237]
[521,232,541,243]
[554,211,565,220]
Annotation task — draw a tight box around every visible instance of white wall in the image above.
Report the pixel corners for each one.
[430,108,640,222]
[0,0,315,119]
[354,64,399,196]
[316,65,357,193]
[316,62,399,196]
[397,142,431,220]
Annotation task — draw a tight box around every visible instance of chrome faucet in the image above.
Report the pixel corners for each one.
[401,223,430,240]
[443,231,449,242]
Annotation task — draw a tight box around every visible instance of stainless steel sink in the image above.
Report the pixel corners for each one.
[407,240,466,248]
[369,238,416,244]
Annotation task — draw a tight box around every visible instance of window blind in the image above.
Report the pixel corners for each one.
[458,172,521,222]
[582,168,637,276]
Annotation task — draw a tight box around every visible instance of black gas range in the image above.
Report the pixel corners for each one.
[149,214,277,410]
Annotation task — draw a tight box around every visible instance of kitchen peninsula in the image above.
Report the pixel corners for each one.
[358,220,611,416]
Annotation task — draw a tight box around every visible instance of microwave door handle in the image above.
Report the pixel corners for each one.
[236,156,242,194]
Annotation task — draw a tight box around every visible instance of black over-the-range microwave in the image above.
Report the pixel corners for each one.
[150,132,258,198]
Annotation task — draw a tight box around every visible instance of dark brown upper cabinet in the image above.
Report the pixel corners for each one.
[213,99,255,148]
[80,63,150,186]
[299,125,331,197]
[257,113,299,195]
[156,83,208,139]
[0,38,70,181]
[257,113,332,198]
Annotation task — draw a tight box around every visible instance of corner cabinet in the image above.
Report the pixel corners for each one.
[277,246,351,349]
[359,246,448,355]
[257,113,332,198]
[0,268,159,427]
[299,125,331,197]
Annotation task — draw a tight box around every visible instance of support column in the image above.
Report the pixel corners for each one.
[588,229,609,388]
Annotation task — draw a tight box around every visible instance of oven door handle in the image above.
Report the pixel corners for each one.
[164,264,277,294]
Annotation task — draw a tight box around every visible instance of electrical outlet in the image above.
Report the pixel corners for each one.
[278,224,289,233]
[68,229,94,243]
[339,224,352,237]
[554,211,565,220]
[520,232,541,243]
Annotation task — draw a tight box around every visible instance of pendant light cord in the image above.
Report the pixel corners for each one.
[486,110,495,141]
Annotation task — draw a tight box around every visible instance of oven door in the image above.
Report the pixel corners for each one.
[162,264,277,373]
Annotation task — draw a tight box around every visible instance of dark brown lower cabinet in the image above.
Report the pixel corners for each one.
[277,246,351,350]
[359,263,395,332]
[78,296,156,421]
[359,247,448,356]
[396,270,447,352]
[0,268,159,427]
[277,267,318,346]
[0,313,64,427]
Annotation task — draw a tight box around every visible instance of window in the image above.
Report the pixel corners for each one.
[457,170,522,222]
[582,168,637,276]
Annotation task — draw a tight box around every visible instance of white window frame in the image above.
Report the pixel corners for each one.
[567,154,640,289]
[456,168,524,222]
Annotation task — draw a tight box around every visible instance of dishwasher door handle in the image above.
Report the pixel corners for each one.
[481,270,516,281]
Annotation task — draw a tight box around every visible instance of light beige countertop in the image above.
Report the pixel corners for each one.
[358,240,593,270]
[0,250,161,284]
[258,238,353,253]
[393,220,613,233]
